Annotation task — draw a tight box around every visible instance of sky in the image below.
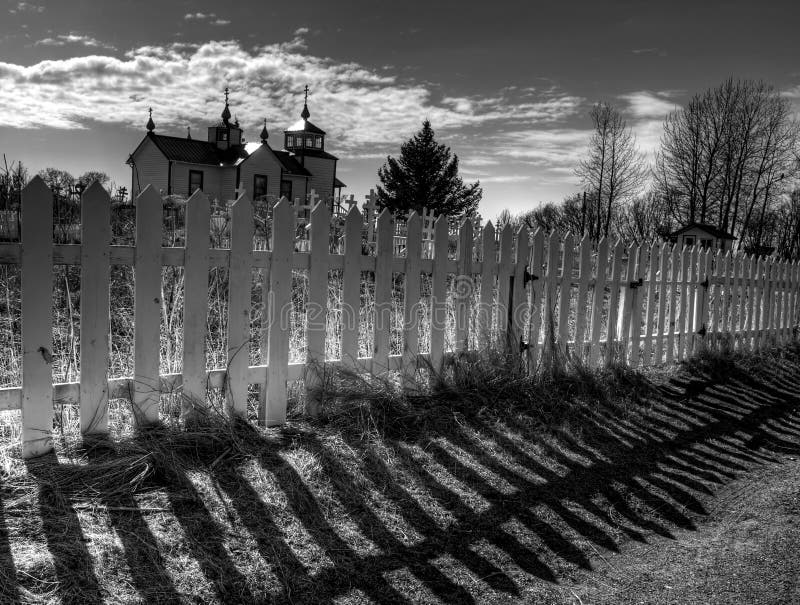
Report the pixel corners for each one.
[2,0,800,219]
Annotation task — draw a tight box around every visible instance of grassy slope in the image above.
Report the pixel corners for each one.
[0,344,799,604]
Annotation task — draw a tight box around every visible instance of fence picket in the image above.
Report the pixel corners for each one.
[605,240,625,364]
[712,250,725,349]
[20,177,54,458]
[341,206,362,367]
[526,228,545,367]
[743,255,756,349]
[557,233,574,355]
[511,225,530,352]
[628,244,646,365]
[304,202,331,416]
[455,218,474,352]
[496,224,514,349]
[429,215,449,372]
[402,212,422,387]
[226,194,254,417]
[373,209,394,372]
[573,234,591,361]
[588,237,609,366]
[478,221,496,346]
[263,198,293,426]
[79,182,111,435]
[182,190,210,418]
[653,243,671,364]
[133,186,163,426]
[543,230,561,359]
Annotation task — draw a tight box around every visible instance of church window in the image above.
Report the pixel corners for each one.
[315,136,322,148]
[189,170,203,195]
[295,135,304,147]
[217,129,228,142]
[285,135,291,148]
[280,179,293,201]
[306,136,314,147]
[254,174,268,200]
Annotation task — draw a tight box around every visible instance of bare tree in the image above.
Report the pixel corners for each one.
[656,78,799,244]
[576,103,647,239]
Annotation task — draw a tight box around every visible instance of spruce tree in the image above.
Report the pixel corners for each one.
[376,120,482,217]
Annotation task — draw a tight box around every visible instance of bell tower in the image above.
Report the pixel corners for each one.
[207,87,243,150]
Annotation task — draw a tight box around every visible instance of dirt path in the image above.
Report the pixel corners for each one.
[563,455,800,604]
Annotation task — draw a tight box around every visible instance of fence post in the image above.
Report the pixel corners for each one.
[478,221,496,348]
[21,177,54,458]
[79,181,111,435]
[588,237,609,367]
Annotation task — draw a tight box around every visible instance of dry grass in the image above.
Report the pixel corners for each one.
[2,342,799,603]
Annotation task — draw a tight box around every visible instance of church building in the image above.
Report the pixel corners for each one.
[126,87,345,203]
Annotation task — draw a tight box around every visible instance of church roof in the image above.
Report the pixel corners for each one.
[334,177,347,188]
[293,147,339,161]
[273,150,312,176]
[285,118,326,135]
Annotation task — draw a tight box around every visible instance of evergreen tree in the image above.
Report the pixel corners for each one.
[376,120,481,217]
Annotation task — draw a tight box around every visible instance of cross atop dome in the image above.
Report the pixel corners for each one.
[146,107,155,132]
[221,86,232,124]
[301,85,311,120]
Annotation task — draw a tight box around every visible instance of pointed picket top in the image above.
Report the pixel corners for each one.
[271,195,293,244]
[231,189,252,217]
[311,197,331,224]
[134,183,162,208]
[483,219,495,238]
[22,174,51,204]
[346,203,363,228]
[82,179,108,200]
[580,232,590,247]
[434,212,449,240]
[377,206,393,227]
[500,221,513,241]
[186,187,208,209]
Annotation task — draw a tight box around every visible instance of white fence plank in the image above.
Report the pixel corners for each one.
[455,218,474,352]
[181,190,211,417]
[588,237,609,366]
[429,215,449,372]
[133,186,164,426]
[227,193,254,417]
[373,209,394,372]
[478,221,497,346]
[495,224,514,348]
[526,229,545,367]
[605,240,624,365]
[402,212,422,387]
[573,234,591,361]
[305,201,332,415]
[79,182,111,435]
[557,232,574,354]
[511,225,530,351]
[341,206,362,367]
[21,177,54,458]
[653,243,671,364]
[263,198,293,426]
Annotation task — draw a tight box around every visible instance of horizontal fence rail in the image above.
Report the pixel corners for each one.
[1,177,799,458]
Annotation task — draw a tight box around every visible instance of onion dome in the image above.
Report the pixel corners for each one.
[260,118,269,142]
[146,107,155,132]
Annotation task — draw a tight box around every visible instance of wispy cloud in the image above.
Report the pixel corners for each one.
[619,90,679,119]
[34,34,116,50]
[9,2,45,13]
[0,39,582,156]
[631,47,667,56]
[184,12,229,25]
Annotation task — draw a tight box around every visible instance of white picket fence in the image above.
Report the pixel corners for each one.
[1,177,799,458]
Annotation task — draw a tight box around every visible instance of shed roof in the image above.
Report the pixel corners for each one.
[668,222,736,240]
[285,118,326,135]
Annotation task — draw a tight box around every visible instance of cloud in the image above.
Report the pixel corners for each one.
[619,91,679,120]
[631,48,667,57]
[0,39,582,157]
[184,12,229,25]
[34,34,116,50]
[9,2,44,13]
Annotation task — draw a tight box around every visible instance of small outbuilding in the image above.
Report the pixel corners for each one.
[667,222,735,252]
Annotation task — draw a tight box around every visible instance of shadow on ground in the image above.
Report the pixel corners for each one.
[2,345,800,603]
